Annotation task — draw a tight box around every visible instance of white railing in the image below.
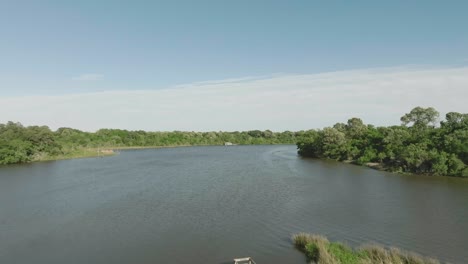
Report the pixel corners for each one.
[233,257,257,264]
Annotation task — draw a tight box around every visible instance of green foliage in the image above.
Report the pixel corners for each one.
[446,154,465,176]
[400,106,439,128]
[0,122,299,165]
[0,139,32,164]
[402,143,431,173]
[462,167,468,178]
[297,130,321,157]
[305,242,320,262]
[293,233,440,264]
[346,117,368,139]
[297,107,468,177]
[321,127,348,160]
[327,242,362,264]
[356,148,378,165]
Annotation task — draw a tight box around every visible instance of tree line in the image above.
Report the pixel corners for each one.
[0,123,299,165]
[297,107,468,177]
[2,106,467,177]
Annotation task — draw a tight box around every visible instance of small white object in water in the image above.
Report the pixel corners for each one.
[234,257,257,264]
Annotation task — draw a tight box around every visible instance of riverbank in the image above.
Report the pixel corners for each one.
[31,146,190,162]
[32,148,116,162]
[292,233,440,264]
[361,162,419,177]
[107,144,198,150]
[296,107,468,178]
[30,143,285,163]
[316,158,468,179]
[37,144,232,162]
[355,160,468,179]
[0,122,298,165]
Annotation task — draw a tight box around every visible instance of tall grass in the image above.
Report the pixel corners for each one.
[292,233,440,264]
[33,148,115,162]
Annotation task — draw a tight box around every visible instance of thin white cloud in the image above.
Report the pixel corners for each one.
[2,66,467,132]
[72,73,104,81]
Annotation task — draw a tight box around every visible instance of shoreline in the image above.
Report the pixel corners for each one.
[359,160,466,179]
[29,145,216,164]
[22,143,292,165]
[302,156,468,179]
[107,143,293,150]
[33,148,117,162]
[293,233,441,264]
[10,146,468,179]
[106,144,206,150]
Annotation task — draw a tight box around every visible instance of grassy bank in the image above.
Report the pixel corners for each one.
[27,143,288,164]
[107,142,294,150]
[107,144,203,150]
[292,233,440,264]
[30,143,285,163]
[32,148,116,162]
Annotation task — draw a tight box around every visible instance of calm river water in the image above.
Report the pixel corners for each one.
[1,145,467,264]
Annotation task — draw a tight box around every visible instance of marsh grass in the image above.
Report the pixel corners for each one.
[34,148,115,162]
[292,233,440,264]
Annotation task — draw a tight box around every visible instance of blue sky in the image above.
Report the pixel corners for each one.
[1,1,468,130]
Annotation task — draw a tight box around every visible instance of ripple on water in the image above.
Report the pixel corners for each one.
[1,145,468,264]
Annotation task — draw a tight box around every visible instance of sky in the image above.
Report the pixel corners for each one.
[1,1,467,131]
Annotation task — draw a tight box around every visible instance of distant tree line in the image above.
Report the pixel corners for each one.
[0,123,300,165]
[3,106,467,177]
[297,107,468,177]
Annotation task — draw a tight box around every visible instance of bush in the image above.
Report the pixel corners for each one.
[447,154,466,176]
[462,167,468,178]
[356,148,378,165]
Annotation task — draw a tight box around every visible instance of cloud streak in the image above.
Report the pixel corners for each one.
[2,66,468,132]
[72,73,104,81]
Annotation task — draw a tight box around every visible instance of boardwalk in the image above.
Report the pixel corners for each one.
[233,257,257,264]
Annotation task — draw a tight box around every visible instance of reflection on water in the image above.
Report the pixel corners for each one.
[1,145,467,263]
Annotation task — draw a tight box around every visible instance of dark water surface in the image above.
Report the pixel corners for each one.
[1,145,468,264]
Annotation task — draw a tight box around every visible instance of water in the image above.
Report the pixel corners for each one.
[1,145,467,264]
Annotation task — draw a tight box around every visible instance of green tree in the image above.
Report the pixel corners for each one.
[297,106,467,177]
[401,106,439,128]
[346,118,367,139]
[321,128,348,160]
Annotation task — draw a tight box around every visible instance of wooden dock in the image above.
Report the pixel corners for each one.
[234,257,257,264]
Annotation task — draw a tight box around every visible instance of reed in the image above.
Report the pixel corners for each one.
[292,233,440,264]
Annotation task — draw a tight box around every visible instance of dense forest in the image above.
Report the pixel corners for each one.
[297,107,468,177]
[0,123,298,165]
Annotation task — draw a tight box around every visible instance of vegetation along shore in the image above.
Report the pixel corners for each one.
[1,106,466,178]
[0,124,297,165]
[293,233,440,264]
[297,107,467,178]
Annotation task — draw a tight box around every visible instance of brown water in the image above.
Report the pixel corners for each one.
[1,145,467,264]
